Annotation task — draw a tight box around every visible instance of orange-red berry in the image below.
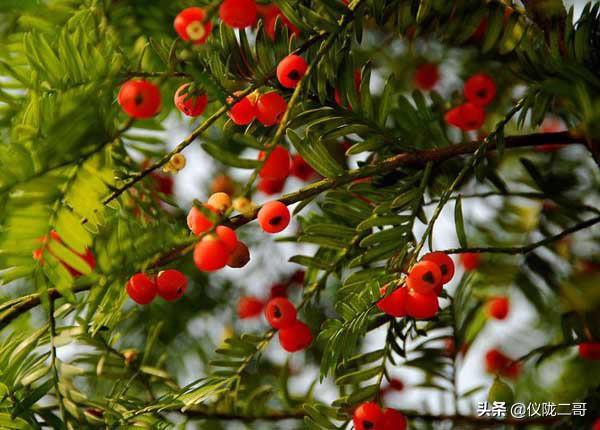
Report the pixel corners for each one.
[578,342,600,361]
[228,92,258,125]
[238,296,264,319]
[485,348,521,379]
[406,260,443,295]
[422,251,455,287]
[353,402,385,430]
[460,252,481,271]
[377,286,408,317]
[382,409,407,430]
[126,273,157,305]
[219,0,257,28]
[265,297,297,329]
[464,73,496,107]
[258,177,286,195]
[257,201,290,233]
[227,241,251,268]
[187,204,219,236]
[174,7,212,45]
[406,289,439,319]
[258,146,291,180]
[256,92,288,126]
[290,154,316,181]
[277,54,308,88]
[193,238,230,272]
[414,63,439,91]
[156,269,188,301]
[278,320,312,352]
[174,84,208,117]
[207,192,232,213]
[118,80,161,119]
[486,296,509,320]
[445,102,485,131]
[215,226,238,253]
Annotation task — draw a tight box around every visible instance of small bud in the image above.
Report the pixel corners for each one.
[233,196,255,217]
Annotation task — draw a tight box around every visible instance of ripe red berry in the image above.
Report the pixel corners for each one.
[353,402,385,430]
[382,409,407,430]
[156,269,188,301]
[464,73,496,107]
[228,92,258,125]
[422,252,455,286]
[578,342,600,361]
[406,260,443,295]
[485,349,521,379]
[174,7,213,45]
[257,201,290,233]
[174,84,208,117]
[219,0,257,28]
[215,226,238,253]
[277,54,308,88]
[414,63,439,91]
[460,252,481,271]
[444,102,485,131]
[238,296,264,319]
[290,154,316,181]
[256,92,288,126]
[118,80,161,119]
[187,204,219,236]
[265,297,298,329]
[486,296,510,320]
[193,237,230,271]
[126,273,157,305]
[406,289,439,319]
[227,241,251,268]
[260,5,300,40]
[258,177,286,195]
[258,146,291,180]
[376,286,408,317]
[278,320,312,352]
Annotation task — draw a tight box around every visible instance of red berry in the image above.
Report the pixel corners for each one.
[406,260,443,295]
[460,252,481,271]
[265,297,297,329]
[278,320,312,352]
[174,7,213,45]
[593,418,600,430]
[353,402,385,430]
[126,273,157,305]
[261,5,300,40]
[227,241,251,268]
[277,54,308,88]
[485,348,520,379]
[257,201,290,233]
[406,289,439,319]
[269,283,288,298]
[187,204,219,236]
[414,63,439,91]
[151,171,174,196]
[382,409,407,430]
[376,286,408,317]
[228,92,258,125]
[193,237,230,272]
[258,146,291,180]
[486,296,509,320]
[290,154,316,181]
[388,378,404,391]
[444,102,485,131]
[578,342,600,361]
[118,80,161,119]
[464,73,496,107]
[256,92,288,126]
[422,252,455,286]
[215,226,238,253]
[238,296,264,319]
[219,0,257,28]
[156,269,188,301]
[258,177,286,195]
[174,84,208,117]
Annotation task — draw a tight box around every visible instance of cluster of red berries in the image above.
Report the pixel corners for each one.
[353,402,407,430]
[486,296,510,320]
[265,297,312,352]
[238,271,305,319]
[126,270,188,305]
[33,230,96,277]
[188,193,250,271]
[413,62,440,91]
[377,252,455,320]
[485,348,521,379]
[578,342,600,361]
[228,91,288,127]
[257,146,317,195]
[445,73,496,132]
